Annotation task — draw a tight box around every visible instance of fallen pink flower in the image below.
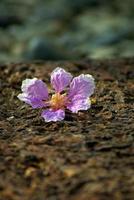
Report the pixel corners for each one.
[18,67,95,122]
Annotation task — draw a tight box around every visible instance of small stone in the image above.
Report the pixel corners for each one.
[25,167,36,178]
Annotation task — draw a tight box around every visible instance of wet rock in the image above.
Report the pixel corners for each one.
[66,0,106,11]
[0,0,134,61]
[0,15,22,28]
[24,37,76,60]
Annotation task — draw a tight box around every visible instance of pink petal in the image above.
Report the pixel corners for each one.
[67,98,91,113]
[67,74,95,113]
[17,78,48,108]
[68,74,95,99]
[41,109,65,122]
[51,67,73,93]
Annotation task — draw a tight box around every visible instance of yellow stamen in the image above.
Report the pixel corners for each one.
[50,93,67,110]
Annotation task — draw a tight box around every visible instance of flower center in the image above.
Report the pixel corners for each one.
[50,93,67,110]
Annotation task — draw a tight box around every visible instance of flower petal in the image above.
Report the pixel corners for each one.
[51,67,73,92]
[17,93,48,108]
[41,109,65,122]
[68,74,95,99]
[67,97,91,113]
[17,78,48,108]
[67,74,95,113]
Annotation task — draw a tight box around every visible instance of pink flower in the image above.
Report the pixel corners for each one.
[18,67,95,122]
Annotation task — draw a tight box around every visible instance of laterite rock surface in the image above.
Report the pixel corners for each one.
[0,59,134,200]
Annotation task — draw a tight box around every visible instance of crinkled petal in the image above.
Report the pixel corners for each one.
[68,74,95,99]
[41,109,65,122]
[17,93,48,108]
[51,67,73,92]
[67,97,91,113]
[21,78,48,99]
[17,78,48,108]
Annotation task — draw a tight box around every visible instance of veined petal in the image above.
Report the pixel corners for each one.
[21,78,48,99]
[17,78,48,108]
[67,74,95,113]
[68,74,95,99]
[51,67,73,92]
[67,97,91,113]
[17,93,48,108]
[41,109,65,122]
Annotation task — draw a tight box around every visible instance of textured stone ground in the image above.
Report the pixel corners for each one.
[0,59,134,200]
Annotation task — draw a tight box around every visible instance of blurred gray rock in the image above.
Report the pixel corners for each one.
[0,0,133,62]
[24,37,77,60]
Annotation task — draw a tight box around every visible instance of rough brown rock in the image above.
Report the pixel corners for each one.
[0,59,134,200]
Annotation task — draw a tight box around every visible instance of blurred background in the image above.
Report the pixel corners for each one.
[0,0,134,62]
